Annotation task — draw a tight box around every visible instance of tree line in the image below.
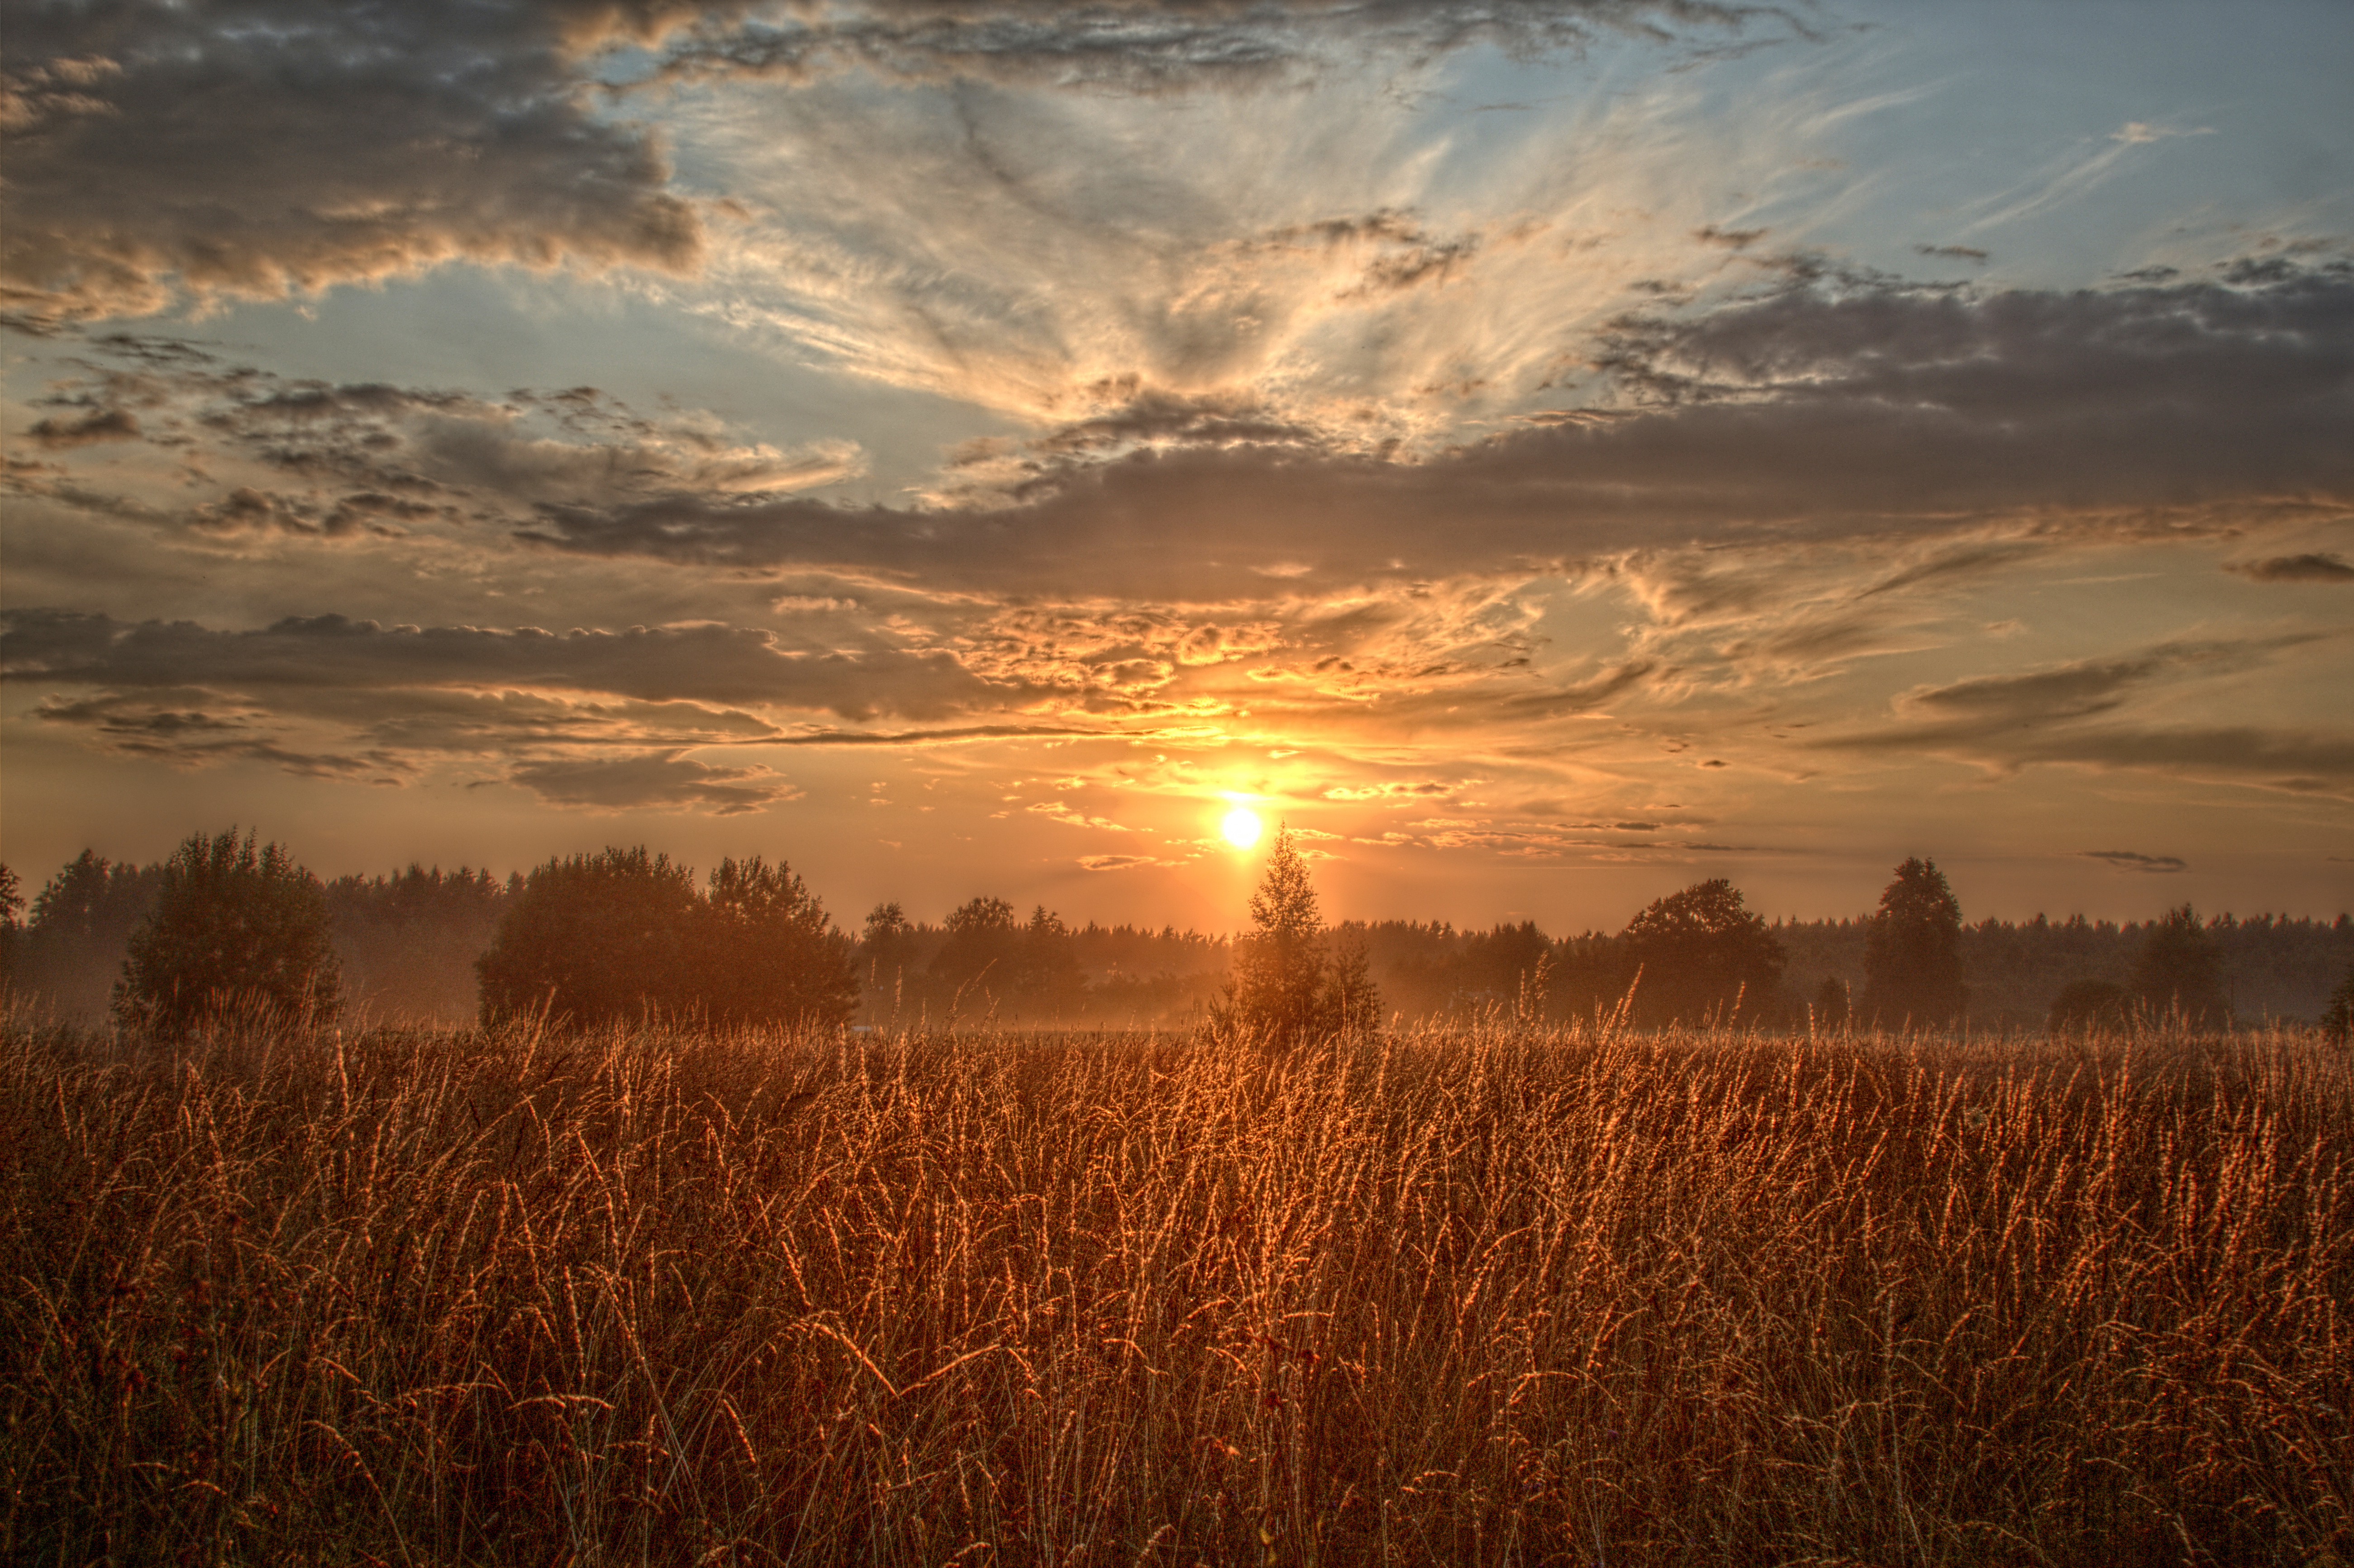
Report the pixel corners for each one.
[4,832,2351,1037]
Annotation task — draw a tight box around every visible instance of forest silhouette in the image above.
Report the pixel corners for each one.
[4,833,2349,1034]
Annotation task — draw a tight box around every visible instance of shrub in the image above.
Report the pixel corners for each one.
[2049,978,2131,1034]
[114,829,340,1032]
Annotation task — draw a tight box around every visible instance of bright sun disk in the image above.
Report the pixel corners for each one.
[1221,807,1263,849]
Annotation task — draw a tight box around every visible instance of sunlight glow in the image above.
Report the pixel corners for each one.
[1220,807,1263,849]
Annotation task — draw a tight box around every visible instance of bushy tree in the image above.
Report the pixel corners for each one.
[695,856,857,1028]
[1220,825,1380,1041]
[476,847,700,1026]
[1812,975,1851,1030]
[1618,878,1784,1027]
[931,895,1021,997]
[1861,857,1967,1027]
[115,829,340,1033]
[2130,904,2229,1025]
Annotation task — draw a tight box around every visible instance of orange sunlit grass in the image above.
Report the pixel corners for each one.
[3,1015,2344,1564]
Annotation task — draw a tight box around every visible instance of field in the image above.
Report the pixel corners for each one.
[1,1015,2347,1565]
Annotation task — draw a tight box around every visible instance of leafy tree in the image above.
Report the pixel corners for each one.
[930,895,1021,1001]
[1812,975,1851,1030]
[476,847,700,1027]
[2129,904,2229,1025]
[115,829,341,1033]
[1220,825,1380,1041]
[695,856,857,1028]
[1618,878,1784,1027]
[2048,978,2131,1034]
[1861,857,1967,1027]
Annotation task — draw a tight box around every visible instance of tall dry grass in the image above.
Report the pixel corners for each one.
[0,1014,2346,1565]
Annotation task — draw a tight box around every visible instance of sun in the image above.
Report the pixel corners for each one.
[1220,807,1263,849]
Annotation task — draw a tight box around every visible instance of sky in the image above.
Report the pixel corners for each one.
[4,0,2351,936]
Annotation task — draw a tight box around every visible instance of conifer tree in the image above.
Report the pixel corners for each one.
[1220,825,1381,1041]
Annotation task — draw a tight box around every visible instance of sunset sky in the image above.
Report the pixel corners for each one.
[5,0,2351,934]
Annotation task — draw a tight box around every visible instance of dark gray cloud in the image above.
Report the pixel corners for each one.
[0,1,1801,328]
[1,1,704,326]
[510,267,2354,593]
[17,265,2348,606]
[2083,849,2187,873]
[1898,636,2323,725]
[25,408,141,448]
[505,752,796,813]
[0,608,1016,722]
[1817,633,2354,797]
[648,1,1798,94]
[2,603,1096,807]
[2227,551,2354,582]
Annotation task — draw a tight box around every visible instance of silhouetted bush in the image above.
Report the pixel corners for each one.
[115,829,340,1033]
[2048,978,2132,1034]
[1618,878,1783,1027]
[1861,857,1967,1026]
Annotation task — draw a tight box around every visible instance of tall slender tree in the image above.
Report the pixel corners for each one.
[1223,825,1333,1040]
[1217,825,1383,1041]
[1861,858,1967,1027]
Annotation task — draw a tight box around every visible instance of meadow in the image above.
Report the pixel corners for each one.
[1,1015,2346,1565]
